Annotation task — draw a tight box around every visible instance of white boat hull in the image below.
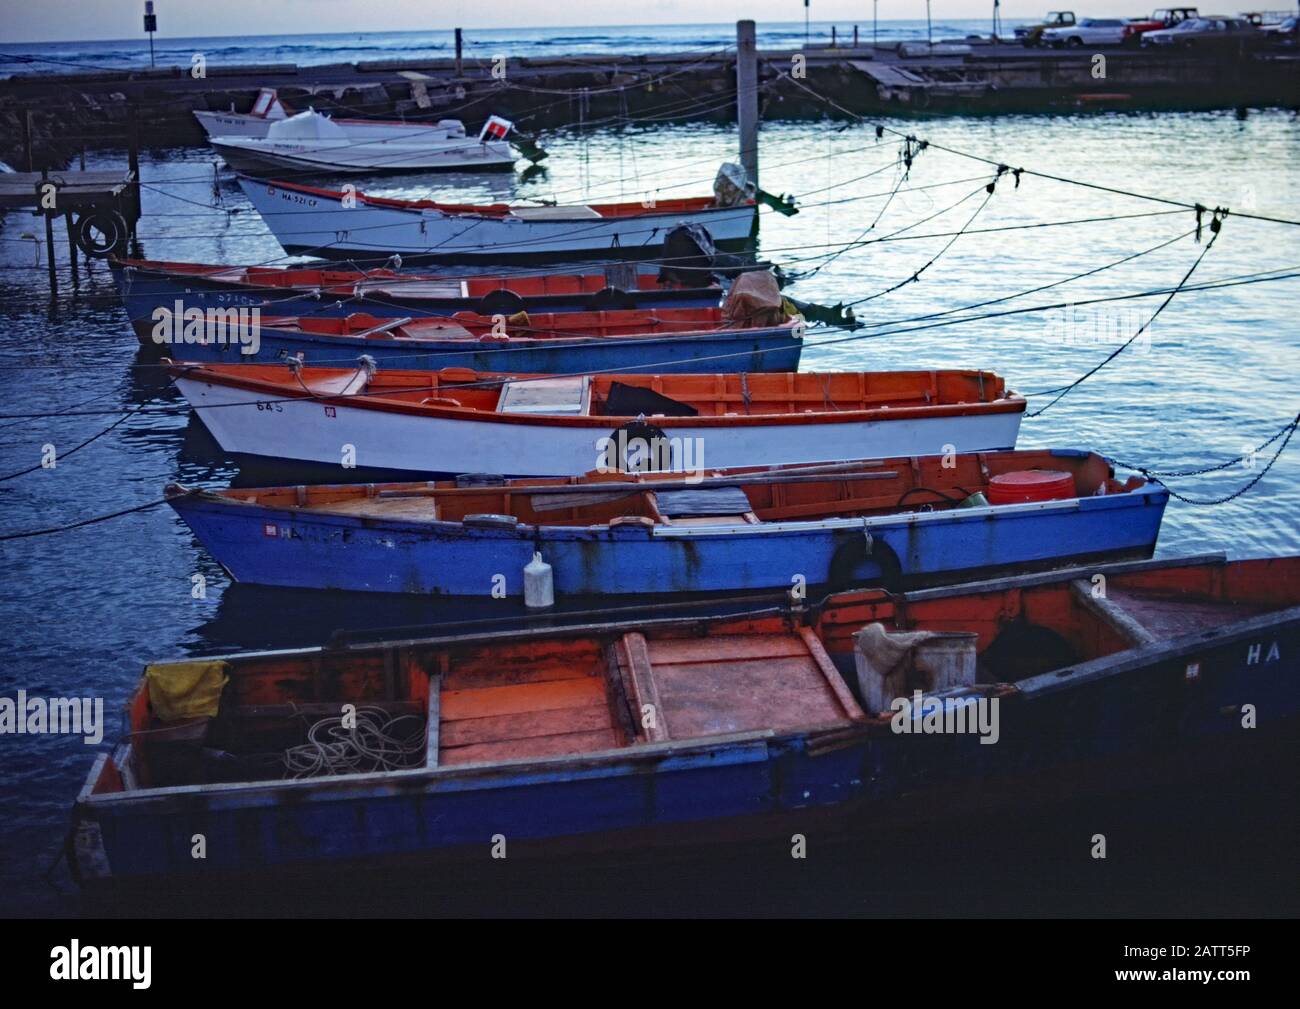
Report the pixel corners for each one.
[237,178,759,261]
[195,109,470,143]
[175,375,1024,477]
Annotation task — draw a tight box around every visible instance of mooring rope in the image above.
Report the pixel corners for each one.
[281,706,427,779]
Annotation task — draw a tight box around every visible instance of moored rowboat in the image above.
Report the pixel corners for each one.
[68,553,1300,886]
[110,257,725,340]
[167,360,1026,477]
[165,448,1168,598]
[237,175,758,262]
[148,308,804,374]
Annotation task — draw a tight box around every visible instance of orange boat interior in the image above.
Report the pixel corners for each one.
[184,363,1016,419]
[89,557,1299,798]
[192,449,1133,528]
[96,620,865,794]
[121,259,697,297]
[272,307,765,342]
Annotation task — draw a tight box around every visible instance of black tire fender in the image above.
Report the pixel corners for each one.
[586,286,638,311]
[74,209,129,258]
[828,529,903,591]
[476,289,526,317]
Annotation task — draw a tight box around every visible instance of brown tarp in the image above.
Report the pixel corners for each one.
[722,270,789,328]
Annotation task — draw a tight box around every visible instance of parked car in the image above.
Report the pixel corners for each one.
[1263,13,1298,45]
[1014,11,1078,46]
[1140,16,1262,48]
[1041,17,1132,46]
[1240,11,1293,28]
[1121,7,1200,45]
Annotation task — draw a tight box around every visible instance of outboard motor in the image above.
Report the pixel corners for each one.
[658,223,718,288]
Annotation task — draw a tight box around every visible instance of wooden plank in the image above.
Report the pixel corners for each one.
[425,674,441,768]
[441,643,602,690]
[440,728,621,765]
[621,632,669,742]
[232,701,422,719]
[601,643,638,746]
[1070,579,1158,647]
[645,634,809,664]
[800,626,866,721]
[440,676,606,721]
[439,703,612,747]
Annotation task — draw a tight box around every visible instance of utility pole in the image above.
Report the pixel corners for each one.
[736,20,759,186]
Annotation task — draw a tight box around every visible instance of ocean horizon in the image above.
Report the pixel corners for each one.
[1,19,1000,75]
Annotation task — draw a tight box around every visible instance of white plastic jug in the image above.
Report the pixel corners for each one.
[523,552,554,608]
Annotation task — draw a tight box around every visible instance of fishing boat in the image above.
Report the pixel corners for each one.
[111,258,725,340]
[166,360,1026,477]
[194,87,292,139]
[68,553,1300,886]
[236,172,759,262]
[148,308,804,374]
[165,448,1168,598]
[210,110,516,175]
[195,88,504,145]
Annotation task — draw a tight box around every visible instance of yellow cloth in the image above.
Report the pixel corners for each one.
[145,660,229,722]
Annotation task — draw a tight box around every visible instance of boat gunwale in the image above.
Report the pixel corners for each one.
[168,362,1026,428]
[76,723,858,810]
[247,174,757,220]
[168,474,1169,538]
[254,315,798,348]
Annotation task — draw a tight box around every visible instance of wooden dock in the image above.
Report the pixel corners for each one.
[0,168,139,291]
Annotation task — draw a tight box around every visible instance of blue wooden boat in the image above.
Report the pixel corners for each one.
[144,307,804,374]
[165,449,1168,599]
[68,553,1300,887]
[110,258,724,343]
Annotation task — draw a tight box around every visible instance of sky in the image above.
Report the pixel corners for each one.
[0,1,1167,44]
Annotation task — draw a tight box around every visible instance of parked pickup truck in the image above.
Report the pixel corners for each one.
[1014,11,1077,46]
[1122,8,1199,45]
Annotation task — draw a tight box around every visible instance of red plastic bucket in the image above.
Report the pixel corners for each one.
[986,470,1076,505]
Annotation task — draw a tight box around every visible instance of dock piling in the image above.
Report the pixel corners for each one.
[454,29,463,78]
[126,104,140,241]
[40,169,56,296]
[64,212,79,285]
[736,20,759,187]
[23,110,34,172]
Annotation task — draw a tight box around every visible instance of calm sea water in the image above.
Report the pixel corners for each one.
[0,84,1297,914]
[1,20,992,74]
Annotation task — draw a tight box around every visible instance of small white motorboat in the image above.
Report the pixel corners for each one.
[209,109,516,175]
[195,87,474,143]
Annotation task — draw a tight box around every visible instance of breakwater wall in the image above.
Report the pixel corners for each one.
[1,40,1297,169]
